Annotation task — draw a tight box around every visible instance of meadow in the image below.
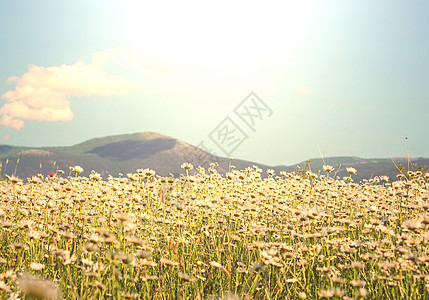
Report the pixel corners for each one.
[0,162,428,299]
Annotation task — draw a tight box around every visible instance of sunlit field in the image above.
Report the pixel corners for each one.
[1,163,429,299]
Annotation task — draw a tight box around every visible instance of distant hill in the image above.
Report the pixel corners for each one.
[0,132,277,180]
[287,156,429,181]
[0,131,427,181]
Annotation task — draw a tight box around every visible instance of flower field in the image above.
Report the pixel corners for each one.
[0,164,429,299]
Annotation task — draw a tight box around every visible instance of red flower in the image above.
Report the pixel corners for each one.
[49,172,56,178]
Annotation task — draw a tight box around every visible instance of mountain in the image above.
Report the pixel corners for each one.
[287,156,429,181]
[0,132,277,180]
[0,131,427,181]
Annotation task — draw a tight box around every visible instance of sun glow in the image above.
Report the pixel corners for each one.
[114,1,322,68]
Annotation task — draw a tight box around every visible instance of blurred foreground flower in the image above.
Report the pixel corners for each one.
[18,274,60,299]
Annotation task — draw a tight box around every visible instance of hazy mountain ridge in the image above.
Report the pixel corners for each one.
[288,156,429,181]
[0,131,427,181]
[0,132,274,179]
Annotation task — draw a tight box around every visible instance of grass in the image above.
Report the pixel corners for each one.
[0,163,429,299]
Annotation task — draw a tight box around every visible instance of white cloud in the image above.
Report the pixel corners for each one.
[0,50,139,130]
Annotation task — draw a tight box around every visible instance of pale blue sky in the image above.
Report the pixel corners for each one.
[0,0,428,165]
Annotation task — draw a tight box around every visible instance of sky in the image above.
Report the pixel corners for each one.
[0,0,428,166]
